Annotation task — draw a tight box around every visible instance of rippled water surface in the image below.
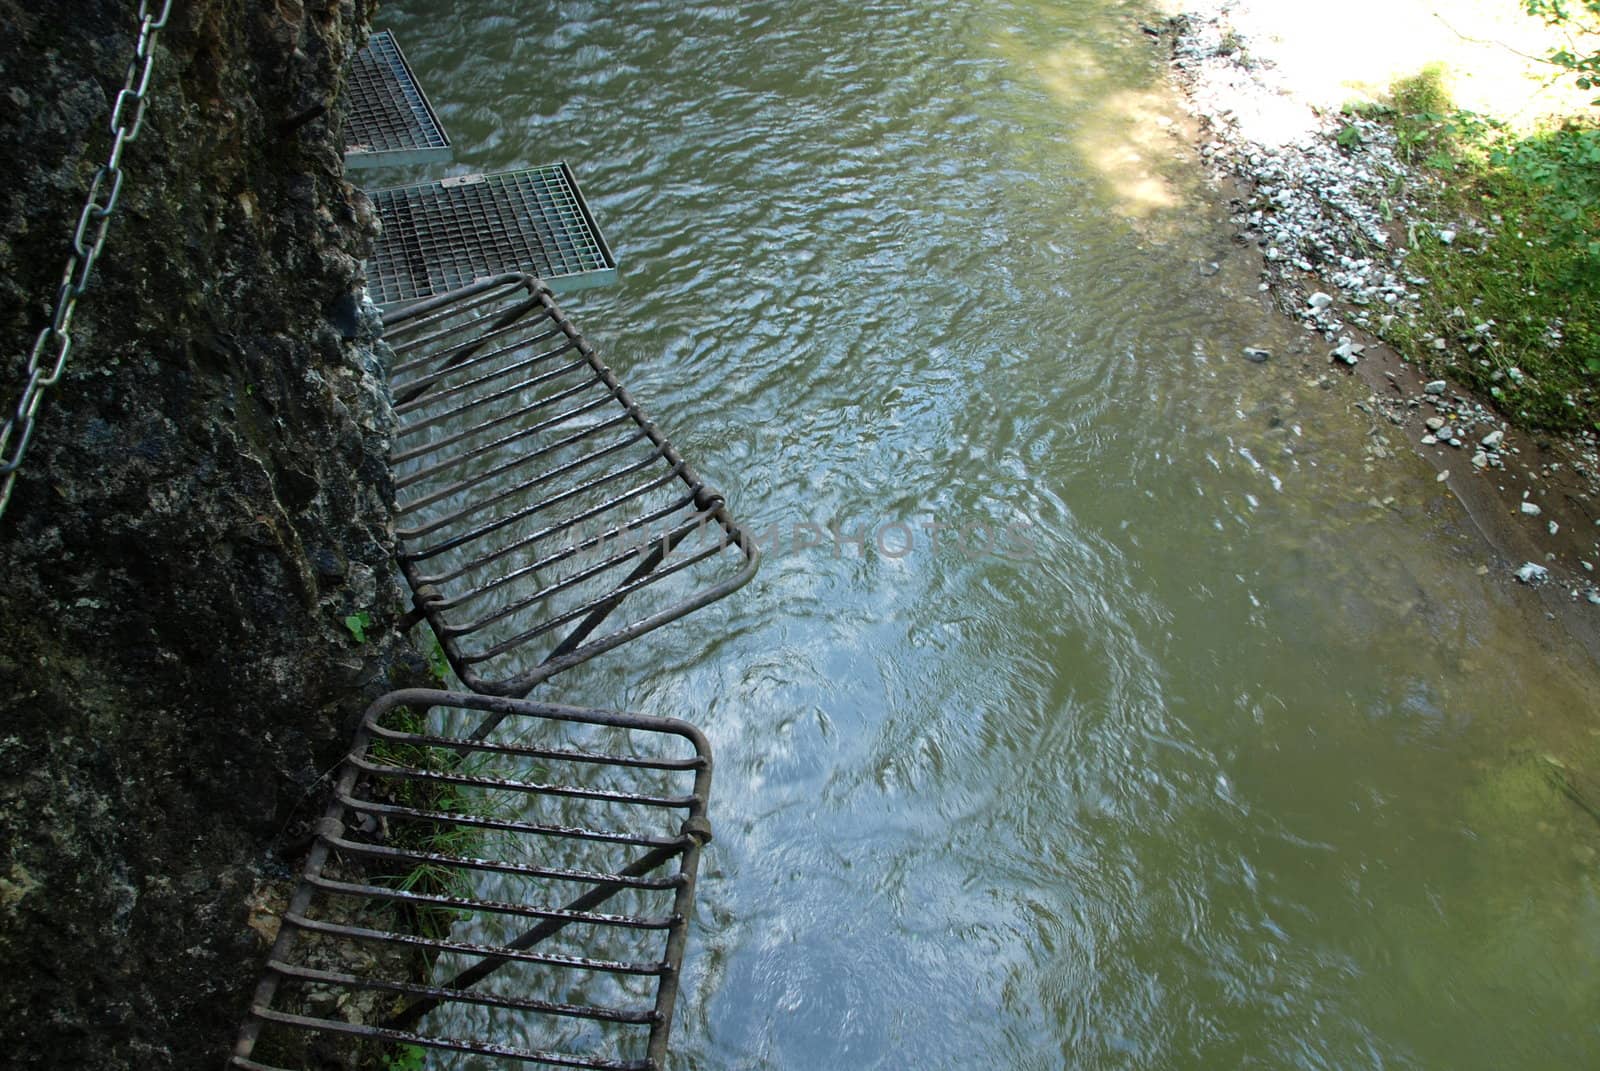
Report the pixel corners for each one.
[375,2,1600,1066]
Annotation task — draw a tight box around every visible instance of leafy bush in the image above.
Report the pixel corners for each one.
[1525,0,1600,103]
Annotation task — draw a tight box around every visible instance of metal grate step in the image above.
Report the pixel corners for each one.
[345,31,453,169]
[384,274,758,699]
[231,689,715,1071]
[369,167,618,309]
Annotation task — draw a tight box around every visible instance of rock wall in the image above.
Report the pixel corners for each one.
[0,1,418,1066]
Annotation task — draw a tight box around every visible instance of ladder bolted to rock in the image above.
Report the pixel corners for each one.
[344,31,453,169]
[345,32,617,305]
[229,294,756,1069]
[369,166,618,307]
[231,690,717,1071]
[231,35,758,1071]
[385,274,757,701]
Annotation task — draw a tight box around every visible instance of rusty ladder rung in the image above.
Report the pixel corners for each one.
[382,273,758,701]
[230,690,715,1071]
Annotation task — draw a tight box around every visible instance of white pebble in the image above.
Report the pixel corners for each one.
[1515,562,1549,584]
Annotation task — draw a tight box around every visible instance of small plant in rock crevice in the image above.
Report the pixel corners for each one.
[342,610,374,644]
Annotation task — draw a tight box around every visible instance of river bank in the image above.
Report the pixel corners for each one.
[1150,0,1600,640]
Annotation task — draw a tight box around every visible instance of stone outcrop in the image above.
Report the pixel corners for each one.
[0,1,417,1065]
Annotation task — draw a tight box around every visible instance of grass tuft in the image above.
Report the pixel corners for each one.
[1359,67,1600,431]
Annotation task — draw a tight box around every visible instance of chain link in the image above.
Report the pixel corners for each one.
[0,0,175,521]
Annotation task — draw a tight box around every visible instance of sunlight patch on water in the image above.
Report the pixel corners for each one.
[990,31,1197,219]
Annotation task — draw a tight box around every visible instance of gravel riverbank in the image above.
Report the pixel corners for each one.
[1156,0,1600,626]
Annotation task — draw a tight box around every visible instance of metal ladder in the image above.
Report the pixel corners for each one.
[231,35,760,1068]
[386,275,758,700]
[346,33,617,306]
[231,277,759,1070]
[231,690,717,1070]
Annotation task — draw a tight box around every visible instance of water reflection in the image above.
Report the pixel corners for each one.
[379,0,1600,1066]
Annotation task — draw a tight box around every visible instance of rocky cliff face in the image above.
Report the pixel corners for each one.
[0,1,417,1066]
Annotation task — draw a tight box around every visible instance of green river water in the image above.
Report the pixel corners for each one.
[374,1,1600,1066]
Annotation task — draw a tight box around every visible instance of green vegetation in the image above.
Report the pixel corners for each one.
[1347,63,1600,431]
[366,705,489,938]
[304,706,502,1071]
[1526,0,1600,103]
[342,610,374,644]
[424,632,454,685]
[383,1044,429,1071]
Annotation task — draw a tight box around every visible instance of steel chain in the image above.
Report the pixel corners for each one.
[0,0,175,521]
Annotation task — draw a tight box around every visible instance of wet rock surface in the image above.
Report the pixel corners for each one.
[0,1,420,1066]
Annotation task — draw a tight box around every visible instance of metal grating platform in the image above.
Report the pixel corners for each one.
[345,31,453,168]
[231,689,714,1071]
[384,274,758,699]
[370,166,618,308]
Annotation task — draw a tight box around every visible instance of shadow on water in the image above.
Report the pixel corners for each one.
[375,1,1600,1066]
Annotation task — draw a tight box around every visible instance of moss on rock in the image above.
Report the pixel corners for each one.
[0,0,419,1065]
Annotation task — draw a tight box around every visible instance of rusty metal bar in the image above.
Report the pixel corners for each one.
[230,689,714,1071]
[382,274,759,699]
